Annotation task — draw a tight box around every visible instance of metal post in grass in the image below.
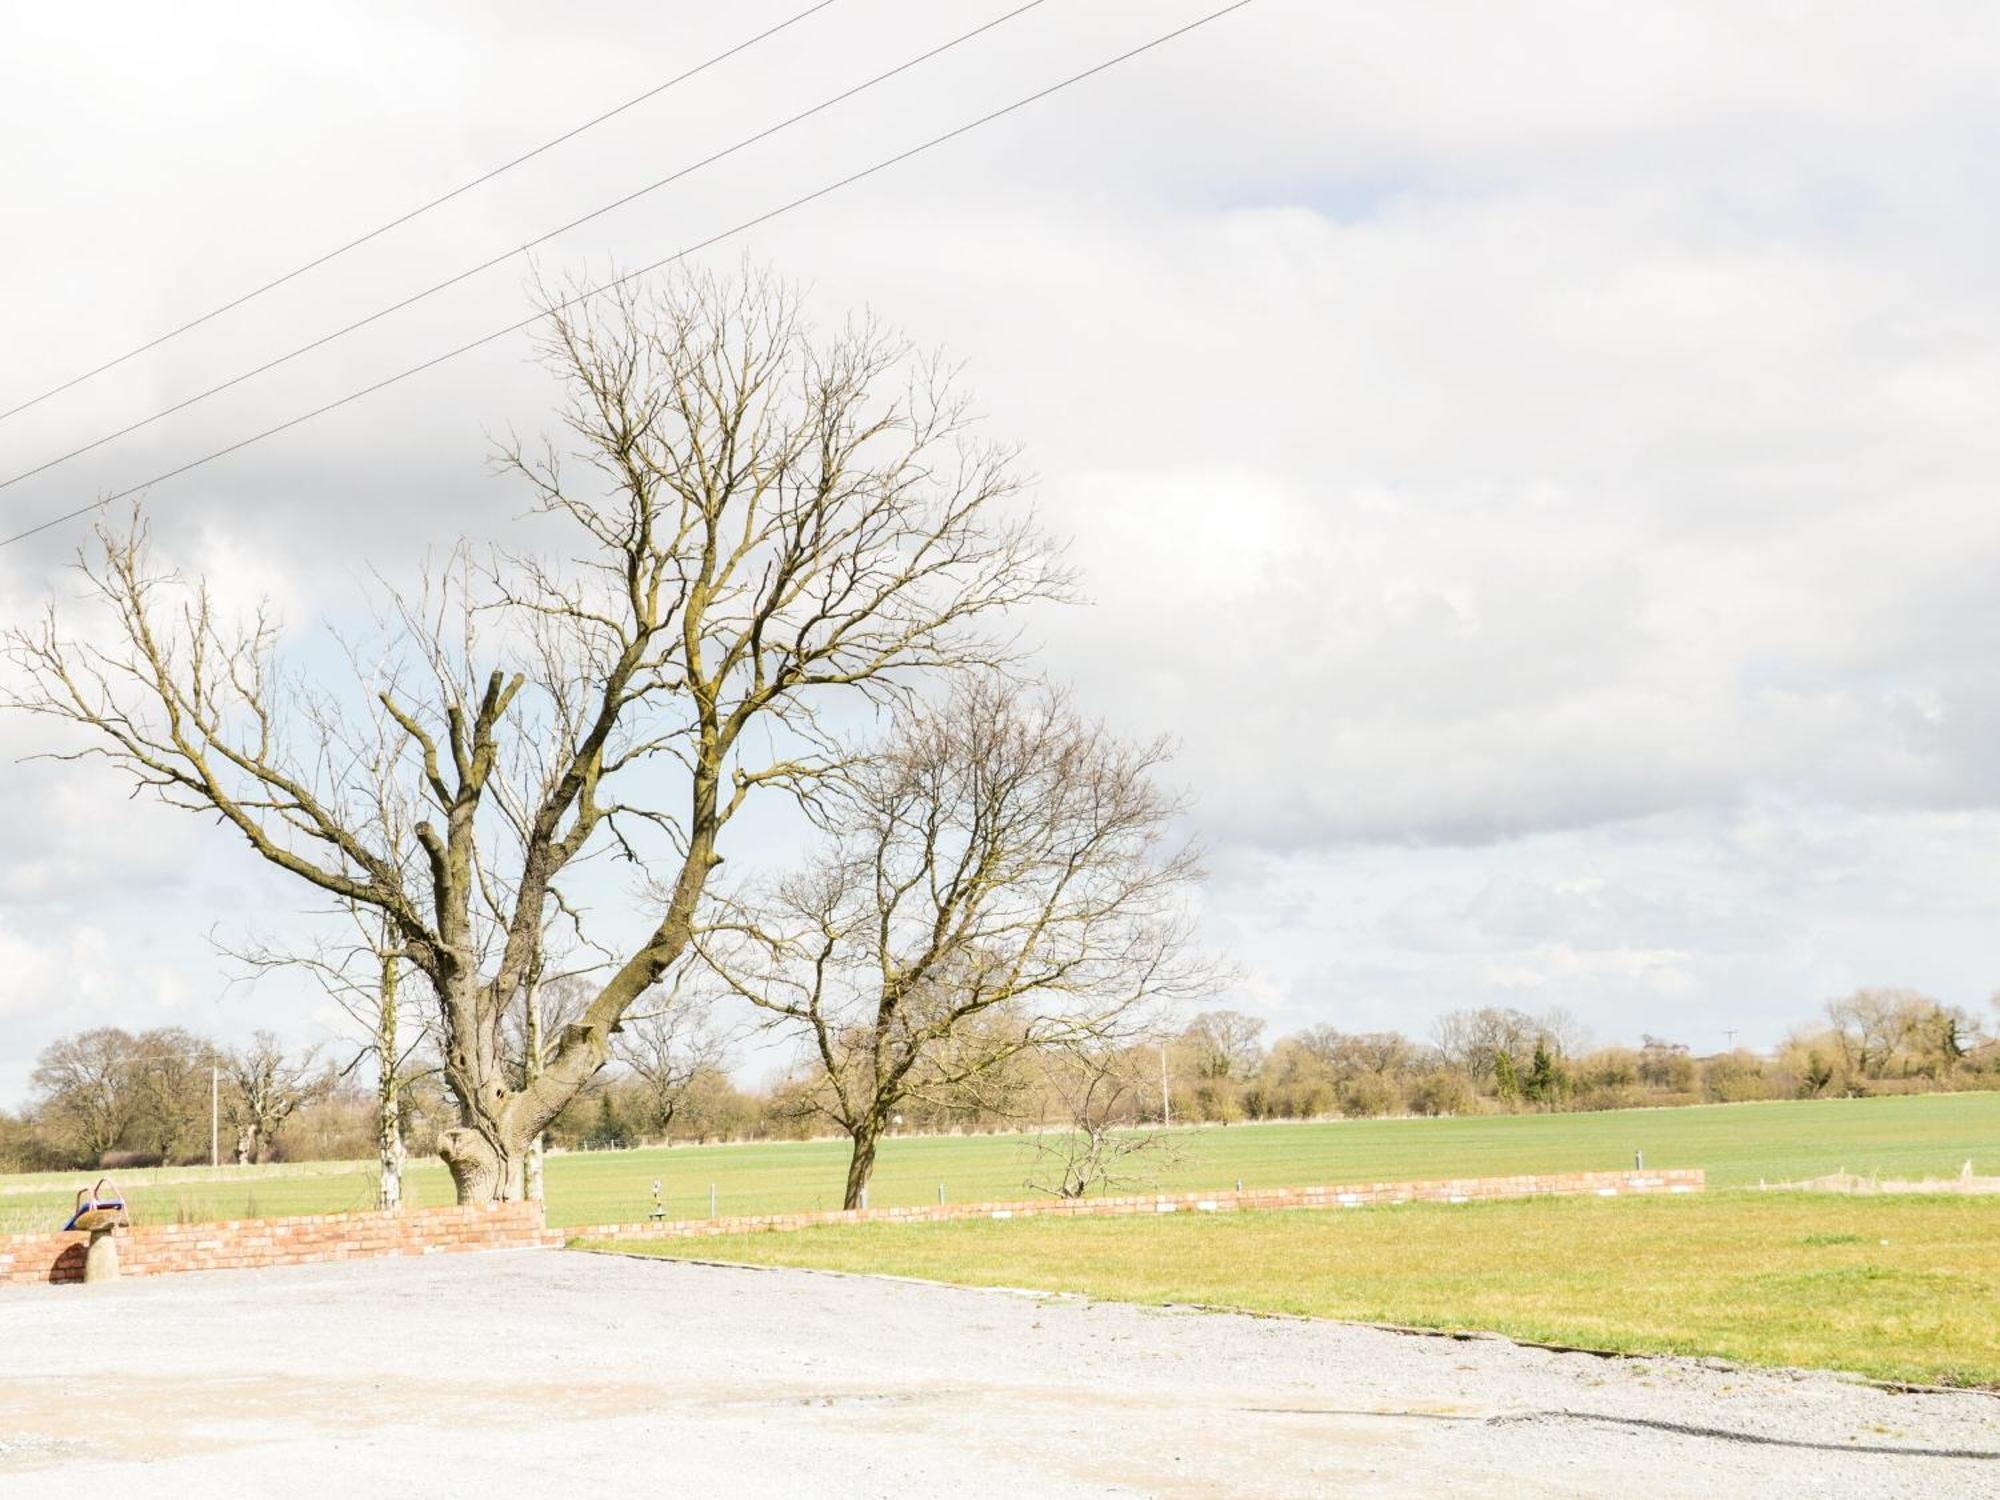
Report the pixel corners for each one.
[938,1184,945,1206]
[1634,1150,1644,1171]
[709,1182,716,1220]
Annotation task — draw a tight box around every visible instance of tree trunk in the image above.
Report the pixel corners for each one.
[522,976,545,1203]
[376,951,406,1213]
[438,1125,528,1202]
[433,1043,582,1203]
[436,960,537,1202]
[842,1121,882,1211]
[377,1100,405,1212]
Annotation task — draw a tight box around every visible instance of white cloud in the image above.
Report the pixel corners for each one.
[4,1,2000,1095]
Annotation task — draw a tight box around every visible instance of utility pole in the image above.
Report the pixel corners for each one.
[1160,1043,1171,1128]
[210,1064,219,1167]
[1724,1029,1738,1053]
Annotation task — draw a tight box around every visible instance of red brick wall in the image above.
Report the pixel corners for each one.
[572,1167,1706,1244]
[0,1201,560,1286]
[0,1169,1706,1284]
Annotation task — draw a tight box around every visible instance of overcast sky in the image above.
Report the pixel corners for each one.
[4,0,2000,1104]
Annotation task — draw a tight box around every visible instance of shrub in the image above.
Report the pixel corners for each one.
[1408,1070,1476,1117]
[1578,1048,1639,1091]
[1337,1074,1405,1118]
[0,1112,61,1173]
[1702,1051,1773,1103]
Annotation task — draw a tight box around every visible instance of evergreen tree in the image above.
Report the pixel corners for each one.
[1524,1038,1564,1105]
[1493,1049,1522,1103]
[590,1093,630,1150]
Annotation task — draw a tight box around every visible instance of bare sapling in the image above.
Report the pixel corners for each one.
[1027,1038,1183,1199]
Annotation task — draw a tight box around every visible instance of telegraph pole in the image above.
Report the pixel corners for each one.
[210,1065,219,1167]
[1160,1043,1171,1128]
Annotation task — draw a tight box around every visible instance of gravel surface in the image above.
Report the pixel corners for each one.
[0,1247,1994,1496]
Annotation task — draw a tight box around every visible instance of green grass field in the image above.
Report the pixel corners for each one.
[2,1092,1993,1232]
[10,1092,1994,1383]
[589,1192,2000,1387]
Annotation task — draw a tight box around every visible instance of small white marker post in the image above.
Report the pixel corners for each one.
[709,1182,716,1219]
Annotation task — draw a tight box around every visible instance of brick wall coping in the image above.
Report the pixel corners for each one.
[569,1166,1705,1243]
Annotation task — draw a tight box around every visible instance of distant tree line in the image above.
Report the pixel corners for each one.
[1141,988,1999,1125]
[0,1020,764,1174]
[2,1027,335,1172]
[7,987,1993,1175]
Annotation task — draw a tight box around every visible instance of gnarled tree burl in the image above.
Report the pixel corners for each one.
[6,268,1064,1202]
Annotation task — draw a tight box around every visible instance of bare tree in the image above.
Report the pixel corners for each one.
[6,266,1063,1202]
[1825,988,1932,1080]
[1537,1005,1591,1059]
[213,631,439,1206]
[127,1028,219,1163]
[1181,1010,1266,1082]
[1027,1040,1180,1199]
[222,1032,330,1164]
[702,679,1206,1210]
[508,967,599,1200]
[615,985,732,1142]
[225,908,430,1209]
[1432,1006,1544,1087]
[28,1028,141,1165]
[1177,1009,1265,1119]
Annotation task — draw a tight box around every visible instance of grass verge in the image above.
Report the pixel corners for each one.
[580,1191,2000,1389]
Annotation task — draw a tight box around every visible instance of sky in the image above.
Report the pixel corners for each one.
[4,0,2000,1104]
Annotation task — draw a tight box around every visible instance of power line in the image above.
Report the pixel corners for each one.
[0,0,844,429]
[0,0,1052,500]
[1,0,1258,552]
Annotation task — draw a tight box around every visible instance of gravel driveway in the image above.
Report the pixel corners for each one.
[0,1247,1993,1496]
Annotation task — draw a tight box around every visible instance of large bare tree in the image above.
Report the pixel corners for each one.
[6,266,1063,1202]
[701,679,1206,1210]
[127,1027,220,1164]
[28,1028,143,1166]
[222,1032,330,1164]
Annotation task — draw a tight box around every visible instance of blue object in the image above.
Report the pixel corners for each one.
[63,1180,127,1231]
